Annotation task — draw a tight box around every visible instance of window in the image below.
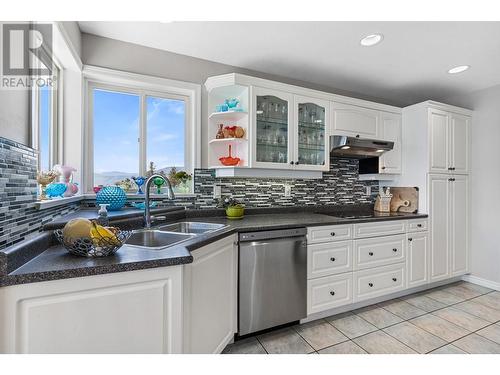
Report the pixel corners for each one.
[31,65,60,171]
[85,68,200,195]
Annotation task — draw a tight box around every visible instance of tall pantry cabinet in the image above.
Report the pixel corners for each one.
[401,101,471,282]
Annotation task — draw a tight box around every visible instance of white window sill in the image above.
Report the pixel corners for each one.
[35,195,84,210]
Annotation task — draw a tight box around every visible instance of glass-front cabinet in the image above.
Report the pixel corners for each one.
[252,87,294,169]
[294,95,329,171]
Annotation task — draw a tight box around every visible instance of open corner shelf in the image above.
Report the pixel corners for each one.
[209,137,247,144]
[208,111,248,122]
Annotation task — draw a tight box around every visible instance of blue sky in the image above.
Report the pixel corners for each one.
[39,85,51,171]
[93,89,185,177]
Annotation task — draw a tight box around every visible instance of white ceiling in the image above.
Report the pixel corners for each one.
[78,21,500,106]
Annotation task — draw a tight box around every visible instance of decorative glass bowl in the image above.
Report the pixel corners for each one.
[54,229,131,257]
[96,186,127,210]
[46,182,67,198]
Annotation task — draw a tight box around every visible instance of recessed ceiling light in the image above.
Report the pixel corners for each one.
[376,149,385,153]
[360,34,383,47]
[448,65,470,74]
[341,146,351,150]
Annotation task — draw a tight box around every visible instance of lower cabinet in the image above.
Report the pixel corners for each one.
[406,232,430,288]
[0,267,183,354]
[353,263,405,302]
[183,235,238,354]
[307,273,353,315]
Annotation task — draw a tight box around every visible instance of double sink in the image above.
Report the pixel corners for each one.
[126,222,227,250]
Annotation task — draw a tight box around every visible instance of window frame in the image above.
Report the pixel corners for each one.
[83,66,201,195]
[30,60,63,171]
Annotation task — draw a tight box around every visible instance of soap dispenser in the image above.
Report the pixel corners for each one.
[97,204,110,226]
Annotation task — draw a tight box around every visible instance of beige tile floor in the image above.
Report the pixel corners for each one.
[222,282,500,354]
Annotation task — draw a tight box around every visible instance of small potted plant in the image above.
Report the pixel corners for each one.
[218,196,245,219]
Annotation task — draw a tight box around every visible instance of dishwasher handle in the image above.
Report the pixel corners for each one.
[239,228,307,242]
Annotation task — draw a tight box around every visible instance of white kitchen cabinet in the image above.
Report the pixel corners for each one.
[406,232,429,288]
[450,113,470,175]
[183,235,237,354]
[331,102,379,138]
[307,273,353,314]
[353,263,405,302]
[429,108,450,173]
[294,95,330,171]
[307,240,353,279]
[307,224,353,244]
[353,234,406,271]
[429,174,450,282]
[354,220,407,238]
[450,175,469,276]
[379,112,402,174]
[0,267,183,354]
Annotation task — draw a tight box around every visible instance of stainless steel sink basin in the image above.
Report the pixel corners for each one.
[126,230,194,250]
[157,221,226,235]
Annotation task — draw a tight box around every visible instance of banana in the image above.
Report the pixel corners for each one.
[90,221,120,246]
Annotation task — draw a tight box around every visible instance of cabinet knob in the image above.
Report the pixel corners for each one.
[356,134,360,138]
[368,283,374,287]
[417,224,422,228]
[289,161,294,165]
[330,257,336,262]
[448,178,456,182]
[408,238,413,242]
[393,248,398,252]
[381,166,386,170]
[295,161,300,165]
[330,232,336,236]
[451,167,456,170]
[392,278,397,282]
[448,167,453,170]
[330,291,335,296]
[369,251,374,256]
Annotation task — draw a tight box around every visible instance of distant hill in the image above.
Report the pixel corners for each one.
[94,166,185,187]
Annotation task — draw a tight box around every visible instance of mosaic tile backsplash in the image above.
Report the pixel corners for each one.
[0,137,79,250]
[1,135,378,250]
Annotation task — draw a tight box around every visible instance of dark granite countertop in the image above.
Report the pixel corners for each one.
[0,206,427,287]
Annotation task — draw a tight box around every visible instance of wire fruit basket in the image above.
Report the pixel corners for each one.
[54,229,132,257]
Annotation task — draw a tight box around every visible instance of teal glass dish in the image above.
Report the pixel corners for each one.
[96,186,127,211]
[46,182,67,198]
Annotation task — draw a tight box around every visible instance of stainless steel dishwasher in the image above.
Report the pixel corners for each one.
[238,228,307,336]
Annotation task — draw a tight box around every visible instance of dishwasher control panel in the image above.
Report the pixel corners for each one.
[239,228,307,242]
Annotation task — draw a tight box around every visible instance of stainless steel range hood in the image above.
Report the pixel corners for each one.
[330,135,394,159]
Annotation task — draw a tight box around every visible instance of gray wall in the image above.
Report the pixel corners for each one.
[81,33,398,168]
[445,85,500,285]
[60,22,82,59]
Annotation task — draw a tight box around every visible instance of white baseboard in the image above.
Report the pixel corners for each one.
[462,274,500,291]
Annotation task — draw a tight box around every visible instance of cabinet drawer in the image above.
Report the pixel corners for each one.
[408,219,428,232]
[354,220,406,238]
[307,273,353,315]
[353,263,405,302]
[354,234,405,270]
[308,241,353,279]
[307,224,353,244]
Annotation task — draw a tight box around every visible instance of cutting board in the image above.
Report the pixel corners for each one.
[387,187,419,213]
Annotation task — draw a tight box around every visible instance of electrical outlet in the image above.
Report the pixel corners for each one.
[213,185,222,199]
[365,186,371,196]
[284,184,292,197]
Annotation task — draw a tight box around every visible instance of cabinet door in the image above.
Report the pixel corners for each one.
[294,95,330,171]
[450,175,469,276]
[252,86,294,169]
[331,102,379,138]
[429,109,450,173]
[406,232,429,288]
[183,235,237,354]
[379,112,402,174]
[428,174,450,282]
[450,114,470,174]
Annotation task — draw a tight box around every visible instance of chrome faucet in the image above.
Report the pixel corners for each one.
[144,174,175,228]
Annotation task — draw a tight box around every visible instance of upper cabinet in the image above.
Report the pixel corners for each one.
[429,108,470,174]
[379,112,402,174]
[252,87,294,170]
[294,95,330,171]
[331,103,379,138]
[205,73,402,178]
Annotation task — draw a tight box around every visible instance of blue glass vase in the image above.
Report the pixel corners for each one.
[132,176,146,194]
[96,186,127,211]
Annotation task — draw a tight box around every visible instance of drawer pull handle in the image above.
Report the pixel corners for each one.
[392,278,397,282]
[369,252,374,256]
[368,283,374,287]
[330,291,335,296]
[408,238,413,242]
[393,248,398,252]
[330,257,336,262]
[330,232,336,236]
[417,224,422,228]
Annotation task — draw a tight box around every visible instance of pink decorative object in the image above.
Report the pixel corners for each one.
[54,165,79,197]
[93,186,103,194]
[219,144,241,166]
